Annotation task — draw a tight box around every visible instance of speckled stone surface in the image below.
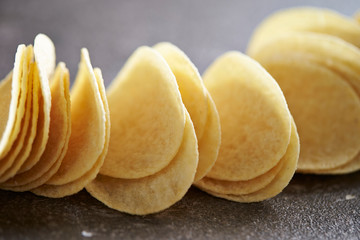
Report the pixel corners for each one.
[0,0,359,239]
[1,173,359,239]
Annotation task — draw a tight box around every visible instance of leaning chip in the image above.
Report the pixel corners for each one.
[32,49,109,197]
[16,34,54,173]
[99,46,185,179]
[0,45,28,161]
[202,51,292,182]
[86,112,198,215]
[0,46,34,182]
[153,42,220,181]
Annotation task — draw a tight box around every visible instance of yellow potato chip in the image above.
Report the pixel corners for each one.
[153,42,208,140]
[33,34,56,79]
[0,45,28,159]
[250,33,360,98]
[203,120,299,202]
[153,42,220,181]
[0,63,71,190]
[203,51,291,181]
[261,56,360,171]
[17,35,54,173]
[248,7,360,56]
[0,72,13,149]
[194,94,221,182]
[45,49,107,186]
[100,46,185,179]
[33,67,110,197]
[86,111,198,215]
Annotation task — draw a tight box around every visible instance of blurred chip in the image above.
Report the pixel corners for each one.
[248,7,360,56]
[0,45,28,160]
[265,57,360,171]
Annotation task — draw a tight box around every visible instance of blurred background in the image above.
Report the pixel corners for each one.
[0,0,359,87]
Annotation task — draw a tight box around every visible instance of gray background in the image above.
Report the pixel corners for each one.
[0,0,359,239]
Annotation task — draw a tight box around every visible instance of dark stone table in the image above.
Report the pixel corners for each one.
[0,0,359,239]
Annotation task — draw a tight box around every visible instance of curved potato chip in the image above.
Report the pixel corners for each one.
[33,67,109,197]
[248,7,360,56]
[194,94,221,182]
[0,72,13,150]
[17,35,54,173]
[153,42,208,140]
[100,46,185,179]
[86,112,198,215]
[46,49,106,185]
[0,46,34,181]
[203,120,299,202]
[153,42,219,181]
[203,51,291,181]
[0,45,28,159]
[33,34,56,79]
[262,56,360,171]
[0,63,71,190]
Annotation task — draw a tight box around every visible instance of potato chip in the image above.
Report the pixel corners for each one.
[203,51,291,181]
[250,33,360,98]
[32,67,109,197]
[255,53,360,171]
[86,111,198,215]
[248,7,360,56]
[16,35,54,173]
[0,72,13,143]
[0,63,71,190]
[153,42,220,181]
[153,42,208,140]
[0,45,28,159]
[45,49,107,186]
[99,46,185,179]
[203,120,299,202]
[194,95,221,182]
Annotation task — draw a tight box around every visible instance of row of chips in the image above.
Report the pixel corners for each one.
[0,34,110,198]
[247,7,360,174]
[86,44,222,215]
[17,13,360,213]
